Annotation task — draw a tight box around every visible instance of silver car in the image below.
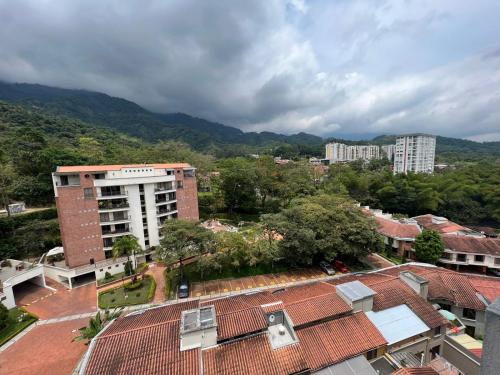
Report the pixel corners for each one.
[319,261,336,276]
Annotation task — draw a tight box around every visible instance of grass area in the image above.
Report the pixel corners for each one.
[379,252,403,265]
[98,275,156,308]
[0,308,38,346]
[165,261,290,299]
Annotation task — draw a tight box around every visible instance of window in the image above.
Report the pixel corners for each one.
[441,252,451,260]
[456,253,467,262]
[108,266,112,270]
[430,345,441,359]
[93,173,105,179]
[465,325,476,337]
[183,169,195,178]
[440,304,451,312]
[495,258,500,265]
[60,175,69,186]
[434,326,441,336]
[84,188,94,200]
[176,180,183,189]
[474,255,484,263]
[463,308,476,320]
[366,349,378,360]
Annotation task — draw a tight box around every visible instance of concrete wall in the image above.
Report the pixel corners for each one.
[442,336,480,375]
[440,251,500,270]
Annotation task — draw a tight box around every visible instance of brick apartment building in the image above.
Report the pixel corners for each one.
[50,164,198,281]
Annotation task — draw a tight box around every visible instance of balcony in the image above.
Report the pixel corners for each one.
[98,200,129,212]
[99,214,131,226]
[101,227,132,238]
[155,182,175,194]
[157,209,178,218]
[97,188,127,200]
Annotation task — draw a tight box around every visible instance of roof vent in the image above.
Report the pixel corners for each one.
[180,306,217,351]
[431,216,448,225]
[336,280,377,312]
[399,271,429,299]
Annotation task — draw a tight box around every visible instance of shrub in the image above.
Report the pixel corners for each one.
[0,304,10,330]
[124,280,143,290]
[104,271,112,280]
[124,260,133,276]
[109,290,114,295]
[136,292,141,297]
[147,277,157,301]
[111,298,116,303]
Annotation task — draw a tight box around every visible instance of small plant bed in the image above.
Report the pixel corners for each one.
[97,271,126,286]
[0,307,38,346]
[379,252,403,265]
[98,275,156,308]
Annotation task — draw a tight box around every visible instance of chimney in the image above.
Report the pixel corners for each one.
[180,306,217,351]
[336,280,377,312]
[399,271,429,300]
[480,298,500,375]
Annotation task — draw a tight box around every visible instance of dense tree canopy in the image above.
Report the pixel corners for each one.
[415,230,444,264]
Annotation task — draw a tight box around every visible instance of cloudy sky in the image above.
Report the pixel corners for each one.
[1,0,500,140]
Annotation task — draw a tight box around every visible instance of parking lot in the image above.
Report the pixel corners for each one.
[189,268,329,298]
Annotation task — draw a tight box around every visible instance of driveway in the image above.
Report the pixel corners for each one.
[188,268,329,298]
[0,318,89,375]
[146,263,167,303]
[18,278,97,320]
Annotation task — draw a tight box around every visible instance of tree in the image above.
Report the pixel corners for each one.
[158,220,213,266]
[261,194,382,267]
[415,230,444,264]
[218,158,258,213]
[73,308,123,343]
[0,163,15,216]
[112,235,143,271]
[0,303,10,330]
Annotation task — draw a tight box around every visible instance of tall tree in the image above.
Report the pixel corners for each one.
[112,235,143,271]
[158,219,213,267]
[415,230,444,264]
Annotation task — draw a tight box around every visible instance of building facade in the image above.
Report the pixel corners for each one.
[52,163,199,269]
[325,142,385,163]
[394,134,436,174]
[381,144,396,161]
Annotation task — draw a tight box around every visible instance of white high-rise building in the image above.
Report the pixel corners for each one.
[325,142,381,163]
[393,134,436,174]
[381,145,396,161]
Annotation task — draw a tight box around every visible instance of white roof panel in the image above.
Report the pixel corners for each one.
[336,280,376,301]
[365,304,430,345]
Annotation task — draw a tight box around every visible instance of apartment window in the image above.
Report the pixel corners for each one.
[84,188,94,200]
[59,175,69,186]
[456,253,467,262]
[93,173,105,179]
[474,255,485,263]
[495,258,500,265]
[433,326,441,336]
[176,180,183,189]
[463,308,476,320]
[465,325,475,337]
[107,266,112,270]
[183,169,195,178]
[366,349,377,360]
[441,252,451,260]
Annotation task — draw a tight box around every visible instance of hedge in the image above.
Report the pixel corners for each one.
[0,308,38,346]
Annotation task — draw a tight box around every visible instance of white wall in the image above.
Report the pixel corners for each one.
[127,185,145,248]
[144,183,160,247]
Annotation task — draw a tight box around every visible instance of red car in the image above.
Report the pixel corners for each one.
[334,260,348,273]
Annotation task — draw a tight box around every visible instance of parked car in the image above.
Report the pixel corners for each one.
[178,279,190,298]
[319,261,336,276]
[490,268,500,277]
[334,260,349,273]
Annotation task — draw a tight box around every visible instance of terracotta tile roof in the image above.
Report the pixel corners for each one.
[261,301,286,314]
[103,300,199,336]
[374,265,487,311]
[376,216,421,240]
[369,278,448,329]
[285,292,351,327]
[56,163,192,173]
[84,320,200,375]
[412,215,471,234]
[468,276,500,303]
[216,307,267,340]
[203,333,308,375]
[442,235,500,256]
[297,312,386,371]
[392,367,439,375]
[269,281,336,304]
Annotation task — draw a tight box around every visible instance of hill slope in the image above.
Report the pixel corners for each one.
[0,82,323,150]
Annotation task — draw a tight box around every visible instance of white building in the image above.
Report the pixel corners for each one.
[393,134,436,174]
[325,143,381,163]
[381,145,396,161]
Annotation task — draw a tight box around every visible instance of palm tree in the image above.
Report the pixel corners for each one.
[112,235,143,272]
[73,308,123,343]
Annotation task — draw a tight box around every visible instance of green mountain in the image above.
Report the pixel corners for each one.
[0,82,323,150]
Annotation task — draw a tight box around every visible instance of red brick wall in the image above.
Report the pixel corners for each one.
[56,172,105,268]
[175,169,199,220]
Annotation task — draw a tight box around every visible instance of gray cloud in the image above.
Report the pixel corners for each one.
[0,0,499,140]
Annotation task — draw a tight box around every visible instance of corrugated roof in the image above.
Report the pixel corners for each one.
[56,163,192,173]
[366,304,430,345]
[336,280,377,301]
[315,355,378,375]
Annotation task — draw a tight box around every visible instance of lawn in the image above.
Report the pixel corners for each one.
[98,276,156,308]
[379,252,403,265]
[0,308,38,346]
